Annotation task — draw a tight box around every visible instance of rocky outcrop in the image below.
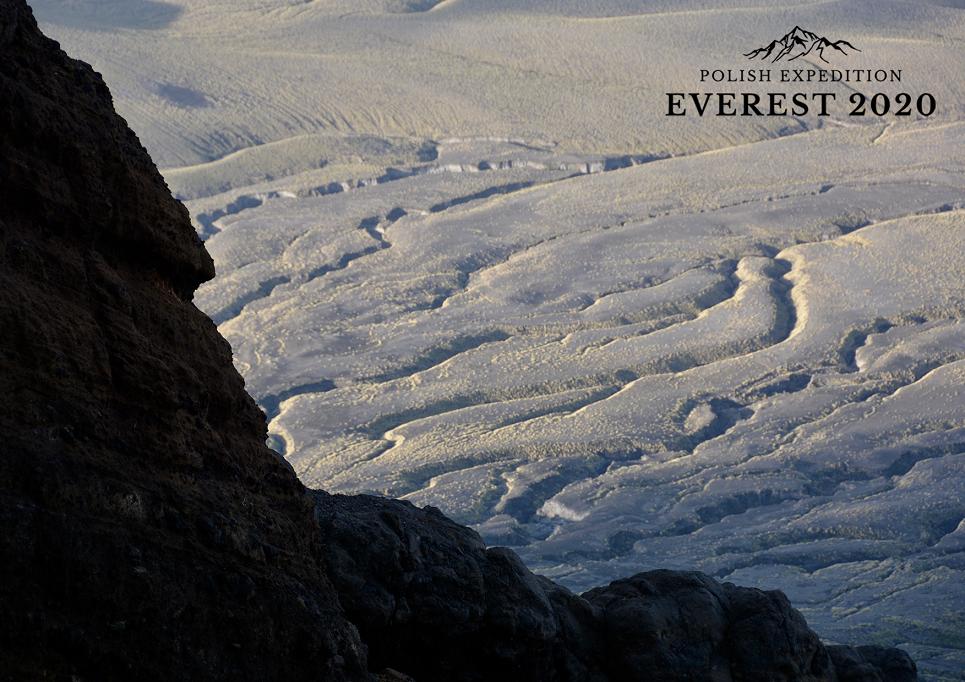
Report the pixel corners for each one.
[0,1,916,680]
[0,1,364,678]
[315,493,916,682]
[826,646,918,682]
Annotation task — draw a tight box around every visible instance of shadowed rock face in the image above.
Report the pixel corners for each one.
[0,1,917,680]
[0,1,365,678]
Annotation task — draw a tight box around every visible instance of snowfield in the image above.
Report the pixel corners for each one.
[35,0,965,678]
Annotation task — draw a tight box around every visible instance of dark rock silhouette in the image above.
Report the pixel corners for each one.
[0,1,914,679]
[0,0,365,678]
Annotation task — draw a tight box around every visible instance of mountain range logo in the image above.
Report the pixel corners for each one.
[744,26,860,64]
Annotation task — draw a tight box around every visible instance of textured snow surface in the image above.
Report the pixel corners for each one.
[34,0,965,678]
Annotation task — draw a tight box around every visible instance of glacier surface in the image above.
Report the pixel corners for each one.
[33,0,965,677]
